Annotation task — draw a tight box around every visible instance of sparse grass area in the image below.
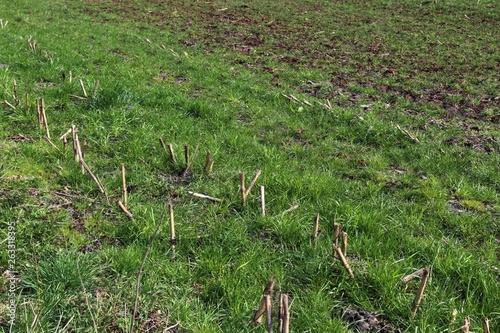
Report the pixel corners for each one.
[0,0,499,332]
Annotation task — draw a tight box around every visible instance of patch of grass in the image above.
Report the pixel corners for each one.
[0,0,499,332]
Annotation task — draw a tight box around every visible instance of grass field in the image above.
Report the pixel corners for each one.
[0,0,499,332]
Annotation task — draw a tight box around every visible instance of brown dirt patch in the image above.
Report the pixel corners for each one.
[79,0,499,124]
[342,307,401,332]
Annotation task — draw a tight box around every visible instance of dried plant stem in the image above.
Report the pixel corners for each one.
[244,169,262,198]
[164,322,180,332]
[69,94,87,100]
[400,267,428,284]
[25,92,29,108]
[82,139,87,159]
[313,213,320,244]
[168,143,176,163]
[60,316,75,332]
[240,172,246,205]
[45,137,61,152]
[59,128,73,141]
[260,186,266,216]
[75,135,85,174]
[461,317,470,333]
[184,143,190,169]
[333,222,341,250]
[333,221,342,258]
[207,159,214,173]
[334,246,354,278]
[411,267,430,315]
[27,37,31,50]
[39,99,60,151]
[75,134,109,203]
[279,294,284,333]
[159,137,167,153]
[36,99,42,128]
[92,80,99,98]
[204,150,213,173]
[3,100,16,109]
[482,317,490,333]
[168,203,177,246]
[283,205,299,214]
[265,295,273,333]
[279,294,290,333]
[395,124,419,143]
[253,277,275,325]
[13,79,18,103]
[79,79,88,97]
[117,200,134,221]
[187,191,221,202]
[204,150,211,169]
[72,125,79,162]
[69,71,72,83]
[40,99,50,140]
[130,213,163,333]
[341,231,348,256]
[121,163,127,207]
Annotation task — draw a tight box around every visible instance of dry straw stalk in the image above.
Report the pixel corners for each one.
[253,277,275,325]
[411,267,430,315]
[313,213,320,245]
[121,163,127,207]
[260,185,266,216]
[117,200,134,221]
[400,267,428,284]
[334,246,354,278]
[187,191,221,202]
[482,317,490,333]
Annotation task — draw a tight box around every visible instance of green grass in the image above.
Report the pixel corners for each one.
[0,0,499,332]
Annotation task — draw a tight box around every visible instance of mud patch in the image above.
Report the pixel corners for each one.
[342,307,401,332]
[445,134,498,153]
[79,0,499,124]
